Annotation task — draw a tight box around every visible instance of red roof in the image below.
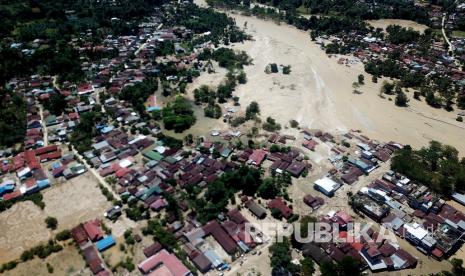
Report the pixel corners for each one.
[68,112,80,120]
[83,219,104,242]
[336,211,353,224]
[115,168,130,178]
[71,224,89,246]
[202,220,238,254]
[40,150,62,161]
[35,145,58,156]
[2,190,22,201]
[432,248,444,258]
[83,246,103,274]
[249,149,267,166]
[78,83,94,94]
[143,242,163,257]
[138,249,190,275]
[351,242,364,252]
[302,140,318,151]
[267,197,293,218]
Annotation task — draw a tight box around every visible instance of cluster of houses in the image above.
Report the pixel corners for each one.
[321,20,465,93]
[0,146,57,202]
[302,210,418,272]
[0,144,87,203]
[308,130,401,198]
[71,219,116,275]
[133,204,270,275]
[352,170,465,261]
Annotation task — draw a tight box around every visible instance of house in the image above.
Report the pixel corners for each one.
[190,251,212,273]
[302,139,318,151]
[83,246,104,274]
[202,220,238,255]
[35,145,58,156]
[248,149,266,166]
[95,235,116,252]
[83,220,104,242]
[245,200,267,219]
[404,223,428,245]
[267,197,293,219]
[143,242,163,257]
[78,83,95,95]
[286,161,307,177]
[138,249,192,275]
[360,246,387,271]
[314,177,341,197]
[71,224,89,246]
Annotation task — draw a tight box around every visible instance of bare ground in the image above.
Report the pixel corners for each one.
[42,172,112,232]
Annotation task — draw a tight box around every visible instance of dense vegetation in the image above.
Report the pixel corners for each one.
[269,237,301,274]
[0,88,26,147]
[319,257,361,276]
[190,166,262,224]
[70,111,105,153]
[391,141,465,196]
[0,0,169,84]
[170,3,249,45]
[119,78,158,117]
[162,96,196,133]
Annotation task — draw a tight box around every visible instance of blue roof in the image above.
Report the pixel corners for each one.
[51,162,62,170]
[204,250,224,268]
[37,179,51,189]
[100,125,115,134]
[96,235,116,252]
[0,185,15,196]
[146,106,162,112]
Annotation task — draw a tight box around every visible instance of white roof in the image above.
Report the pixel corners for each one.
[404,223,428,240]
[119,159,132,168]
[314,177,340,193]
[17,167,31,178]
[154,146,166,154]
[128,134,146,145]
[398,178,410,185]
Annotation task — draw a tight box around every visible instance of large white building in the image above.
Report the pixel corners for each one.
[314,177,341,197]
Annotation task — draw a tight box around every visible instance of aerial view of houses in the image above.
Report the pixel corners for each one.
[1,0,465,276]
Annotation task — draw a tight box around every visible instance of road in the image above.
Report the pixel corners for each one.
[441,14,454,53]
[38,105,49,146]
[70,145,121,201]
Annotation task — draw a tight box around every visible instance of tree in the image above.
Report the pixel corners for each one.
[338,256,360,275]
[56,230,71,241]
[290,119,299,128]
[381,81,395,95]
[425,91,441,108]
[245,101,260,120]
[301,257,316,276]
[0,88,26,147]
[44,93,67,116]
[257,178,280,199]
[162,97,196,133]
[395,90,409,107]
[45,217,58,230]
[237,70,247,84]
[269,237,300,274]
[320,261,338,276]
[451,258,465,276]
[358,74,364,85]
